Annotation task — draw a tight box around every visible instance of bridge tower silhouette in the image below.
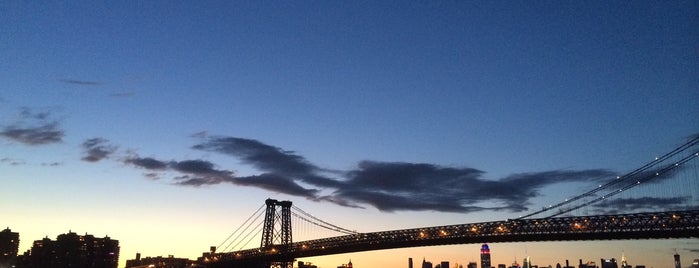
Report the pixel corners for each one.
[260,199,293,268]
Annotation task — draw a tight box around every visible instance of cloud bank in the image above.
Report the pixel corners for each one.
[86,134,694,214]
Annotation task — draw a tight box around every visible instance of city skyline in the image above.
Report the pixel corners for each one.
[2,1,698,268]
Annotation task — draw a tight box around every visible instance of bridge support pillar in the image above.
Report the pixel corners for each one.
[261,199,294,268]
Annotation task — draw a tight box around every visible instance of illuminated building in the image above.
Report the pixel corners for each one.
[480,244,491,268]
[523,256,531,268]
[690,259,699,268]
[0,227,19,267]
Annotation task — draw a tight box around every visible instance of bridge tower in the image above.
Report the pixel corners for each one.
[261,199,293,268]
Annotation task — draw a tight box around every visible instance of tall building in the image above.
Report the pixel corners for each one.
[0,228,19,267]
[18,231,119,268]
[409,258,413,268]
[523,256,531,268]
[480,244,491,268]
[467,262,478,268]
[675,253,681,268]
[423,258,433,268]
[600,258,618,268]
[441,261,450,268]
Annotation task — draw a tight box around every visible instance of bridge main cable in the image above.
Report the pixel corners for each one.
[518,135,699,219]
[292,206,358,235]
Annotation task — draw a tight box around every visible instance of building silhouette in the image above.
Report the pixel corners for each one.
[15,231,119,268]
[423,258,433,268]
[675,253,681,268]
[480,244,491,268]
[298,261,319,268]
[0,228,19,267]
[125,253,195,268]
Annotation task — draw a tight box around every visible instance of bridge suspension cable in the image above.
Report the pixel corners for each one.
[518,135,699,219]
[292,205,358,235]
[217,204,266,252]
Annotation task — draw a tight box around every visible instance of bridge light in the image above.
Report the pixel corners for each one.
[471,226,478,232]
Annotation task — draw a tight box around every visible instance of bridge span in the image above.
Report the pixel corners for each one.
[201,209,699,267]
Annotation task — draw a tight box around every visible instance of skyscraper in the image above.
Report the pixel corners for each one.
[674,253,681,268]
[523,256,531,268]
[409,258,413,268]
[480,244,491,268]
[0,228,19,267]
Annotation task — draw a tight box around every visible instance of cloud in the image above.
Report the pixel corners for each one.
[109,91,135,97]
[592,197,692,214]
[193,137,341,188]
[331,162,613,212]
[58,79,102,86]
[0,108,64,146]
[123,154,322,197]
[189,136,616,213]
[124,157,168,170]
[0,157,26,166]
[0,123,64,145]
[81,138,117,162]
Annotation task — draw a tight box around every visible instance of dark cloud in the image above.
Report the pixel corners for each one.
[1,108,64,145]
[124,157,168,170]
[123,154,322,198]
[81,138,117,162]
[592,197,691,214]
[235,173,319,198]
[188,136,618,213]
[58,79,102,86]
[169,159,232,178]
[193,137,340,188]
[332,162,613,212]
[0,123,64,145]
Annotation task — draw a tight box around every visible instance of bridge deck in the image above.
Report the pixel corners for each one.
[201,209,699,266]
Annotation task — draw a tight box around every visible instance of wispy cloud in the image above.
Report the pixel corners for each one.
[58,79,102,86]
[109,91,135,98]
[1,157,26,166]
[81,138,117,162]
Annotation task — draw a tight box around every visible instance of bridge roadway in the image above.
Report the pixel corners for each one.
[200,210,699,267]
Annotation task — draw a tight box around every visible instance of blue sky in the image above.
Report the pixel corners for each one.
[1,1,698,267]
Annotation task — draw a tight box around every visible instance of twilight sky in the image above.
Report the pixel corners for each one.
[1,1,698,268]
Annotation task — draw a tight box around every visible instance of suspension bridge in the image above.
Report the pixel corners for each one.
[198,136,699,268]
